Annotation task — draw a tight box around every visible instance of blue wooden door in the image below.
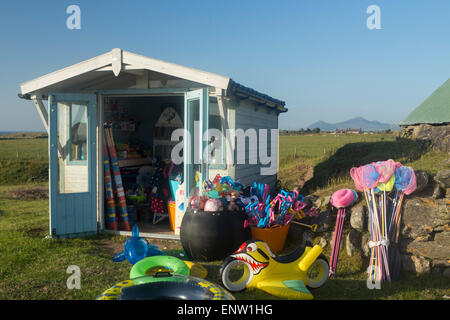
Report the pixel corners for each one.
[184,88,209,197]
[49,93,97,238]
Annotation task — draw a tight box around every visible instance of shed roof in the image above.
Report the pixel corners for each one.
[400,78,450,126]
[20,48,287,112]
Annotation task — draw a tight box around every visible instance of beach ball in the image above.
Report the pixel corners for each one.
[204,198,223,212]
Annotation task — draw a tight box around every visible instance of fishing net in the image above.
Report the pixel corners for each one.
[350,166,365,191]
[361,164,380,189]
[394,166,416,195]
[373,159,396,183]
[377,174,395,192]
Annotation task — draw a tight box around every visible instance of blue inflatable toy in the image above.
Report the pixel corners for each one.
[113,225,165,265]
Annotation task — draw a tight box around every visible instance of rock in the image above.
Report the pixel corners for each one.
[399,124,450,152]
[413,171,429,195]
[405,231,450,261]
[313,198,322,208]
[432,259,450,270]
[361,232,370,257]
[302,230,313,244]
[321,210,334,231]
[401,197,450,238]
[434,169,450,188]
[303,195,317,208]
[432,183,445,199]
[350,204,366,232]
[318,237,327,248]
[345,229,361,257]
[443,268,450,278]
[401,254,431,274]
[322,196,331,208]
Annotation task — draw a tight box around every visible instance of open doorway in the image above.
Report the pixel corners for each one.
[103,95,184,237]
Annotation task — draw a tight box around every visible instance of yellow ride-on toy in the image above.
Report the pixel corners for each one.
[219,240,329,299]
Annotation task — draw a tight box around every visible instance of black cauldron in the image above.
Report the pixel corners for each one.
[180,208,251,262]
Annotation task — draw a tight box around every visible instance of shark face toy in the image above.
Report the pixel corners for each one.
[219,240,329,300]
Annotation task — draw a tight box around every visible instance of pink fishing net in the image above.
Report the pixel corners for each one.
[372,159,397,183]
[330,189,357,208]
[350,167,365,191]
[361,164,380,189]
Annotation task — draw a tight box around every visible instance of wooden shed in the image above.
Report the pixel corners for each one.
[19,48,287,239]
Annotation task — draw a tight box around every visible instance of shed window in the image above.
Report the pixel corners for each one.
[69,104,88,161]
[57,102,89,194]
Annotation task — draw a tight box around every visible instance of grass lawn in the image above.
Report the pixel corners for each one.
[279,133,450,192]
[0,184,448,300]
[0,137,48,185]
[0,134,449,300]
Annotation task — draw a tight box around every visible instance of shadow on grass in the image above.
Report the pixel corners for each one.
[301,138,427,193]
[314,271,450,300]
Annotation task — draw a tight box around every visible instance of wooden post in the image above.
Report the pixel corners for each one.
[31,96,49,133]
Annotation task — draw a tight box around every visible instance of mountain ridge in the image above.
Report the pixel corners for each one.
[307,117,400,132]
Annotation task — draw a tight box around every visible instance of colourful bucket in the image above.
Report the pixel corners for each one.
[250,224,291,253]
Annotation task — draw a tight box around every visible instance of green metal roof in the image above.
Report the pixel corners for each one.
[400,78,450,125]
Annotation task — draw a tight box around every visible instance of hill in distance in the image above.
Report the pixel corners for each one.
[307,117,401,132]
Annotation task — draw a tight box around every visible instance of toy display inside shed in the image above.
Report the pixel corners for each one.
[102,96,184,235]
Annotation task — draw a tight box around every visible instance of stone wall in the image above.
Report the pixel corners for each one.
[397,124,450,152]
[303,169,450,277]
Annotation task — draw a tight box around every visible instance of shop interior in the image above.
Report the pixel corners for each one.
[103,95,185,235]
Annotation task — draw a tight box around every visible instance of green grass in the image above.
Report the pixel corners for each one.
[279,133,395,166]
[0,138,48,160]
[0,185,132,299]
[0,138,48,184]
[278,133,450,192]
[0,183,447,300]
[0,134,449,300]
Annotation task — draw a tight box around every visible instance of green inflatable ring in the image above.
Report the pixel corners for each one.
[130,255,190,284]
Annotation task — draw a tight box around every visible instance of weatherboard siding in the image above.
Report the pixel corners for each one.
[234,99,278,189]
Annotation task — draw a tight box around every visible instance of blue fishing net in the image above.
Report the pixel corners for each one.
[361,164,380,189]
[394,166,413,192]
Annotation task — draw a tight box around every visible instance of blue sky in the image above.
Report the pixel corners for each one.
[1,0,449,131]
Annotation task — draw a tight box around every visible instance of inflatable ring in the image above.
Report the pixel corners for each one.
[96,273,235,300]
[130,256,190,283]
[96,280,135,300]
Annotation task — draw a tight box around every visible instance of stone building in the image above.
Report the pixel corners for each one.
[399,78,450,152]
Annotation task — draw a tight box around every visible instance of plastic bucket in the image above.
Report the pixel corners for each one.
[250,224,291,253]
[168,201,176,231]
